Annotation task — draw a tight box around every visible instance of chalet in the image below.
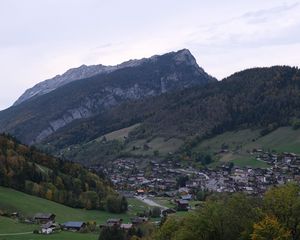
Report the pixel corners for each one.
[120,223,133,231]
[176,200,189,211]
[136,189,145,195]
[181,194,192,201]
[41,221,59,234]
[131,217,148,225]
[41,228,53,235]
[33,213,56,224]
[105,218,123,227]
[162,208,176,216]
[62,221,86,231]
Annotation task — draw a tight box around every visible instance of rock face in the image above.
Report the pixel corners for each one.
[14,51,184,106]
[0,49,216,144]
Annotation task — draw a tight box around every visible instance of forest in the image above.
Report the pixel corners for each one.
[0,134,127,213]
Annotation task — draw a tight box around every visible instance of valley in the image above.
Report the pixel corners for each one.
[0,49,300,240]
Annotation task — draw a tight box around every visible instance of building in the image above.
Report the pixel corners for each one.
[33,213,56,224]
[61,221,86,231]
[176,200,189,211]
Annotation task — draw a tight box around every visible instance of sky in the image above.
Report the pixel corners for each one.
[0,0,300,110]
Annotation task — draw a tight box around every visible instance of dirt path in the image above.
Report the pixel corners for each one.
[0,232,32,236]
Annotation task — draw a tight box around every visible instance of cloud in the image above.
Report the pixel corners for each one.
[241,2,299,24]
[185,1,300,51]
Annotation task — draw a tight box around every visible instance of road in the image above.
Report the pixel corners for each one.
[135,196,168,209]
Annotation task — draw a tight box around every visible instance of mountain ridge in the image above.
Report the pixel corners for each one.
[38,66,300,165]
[14,49,211,106]
[0,49,216,144]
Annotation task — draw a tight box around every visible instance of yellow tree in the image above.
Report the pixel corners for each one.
[251,215,291,240]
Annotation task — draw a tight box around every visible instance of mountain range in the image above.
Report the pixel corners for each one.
[0,49,300,166]
[0,49,215,145]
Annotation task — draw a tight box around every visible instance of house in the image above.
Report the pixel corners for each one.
[41,221,59,234]
[176,200,189,211]
[120,223,133,231]
[62,221,86,231]
[131,217,148,225]
[107,218,123,227]
[181,194,192,201]
[33,213,56,224]
[136,189,145,195]
[42,228,53,235]
[162,208,176,216]
[100,218,123,229]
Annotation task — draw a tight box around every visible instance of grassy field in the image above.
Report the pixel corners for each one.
[0,216,98,240]
[0,187,154,239]
[100,123,141,142]
[125,137,184,156]
[194,127,300,168]
[0,187,149,224]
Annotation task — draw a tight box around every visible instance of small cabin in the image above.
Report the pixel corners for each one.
[33,213,56,224]
[62,221,86,231]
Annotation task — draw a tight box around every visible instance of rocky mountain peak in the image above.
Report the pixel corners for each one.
[13,49,208,106]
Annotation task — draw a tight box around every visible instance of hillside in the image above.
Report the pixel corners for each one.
[0,49,215,145]
[192,126,300,168]
[0,186,148,223]
[39,66,300,165]
[0,134,116,210]
[0,186,151,240]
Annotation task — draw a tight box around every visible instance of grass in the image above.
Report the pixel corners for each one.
[100,123,141,142]
[0,187,149,224]
[0,216,36,233]
[195,127,300,168]
[244,127,300,154]
[230,158,269,168]
[125,137,184,156]
[0,216,98,240]
[0,187,155,240]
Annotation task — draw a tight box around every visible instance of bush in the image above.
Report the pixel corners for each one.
[292,119,300,130]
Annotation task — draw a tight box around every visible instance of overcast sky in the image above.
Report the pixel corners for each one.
[0,0,300,110]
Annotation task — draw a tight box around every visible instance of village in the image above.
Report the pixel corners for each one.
[2,149,300,238]
[103,149,300,211]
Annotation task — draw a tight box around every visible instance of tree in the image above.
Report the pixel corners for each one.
[264,184,300,240]
[151,207,161,218]
[99,226,125,240]
[105,195,128,213]
[251,215,291,240]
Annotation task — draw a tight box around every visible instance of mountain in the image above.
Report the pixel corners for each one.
[0,49,216,144]
[0,133,115,210]
[39,66,300,165]
[14,55,173,106]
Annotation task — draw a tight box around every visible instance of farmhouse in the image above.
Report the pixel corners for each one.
[176,200,189,211]
[33,213,56,224]
[131,217,148,225]
[41,221,59,234]
[61,221,86,231]
[120,223,133,230]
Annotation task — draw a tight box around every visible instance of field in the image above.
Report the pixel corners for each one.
[0,186,151,222]
[125,137,184,156]
[0,216,98,240]
[194,127,300,168]
[0,187,154,240]
[99,123,141,142]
